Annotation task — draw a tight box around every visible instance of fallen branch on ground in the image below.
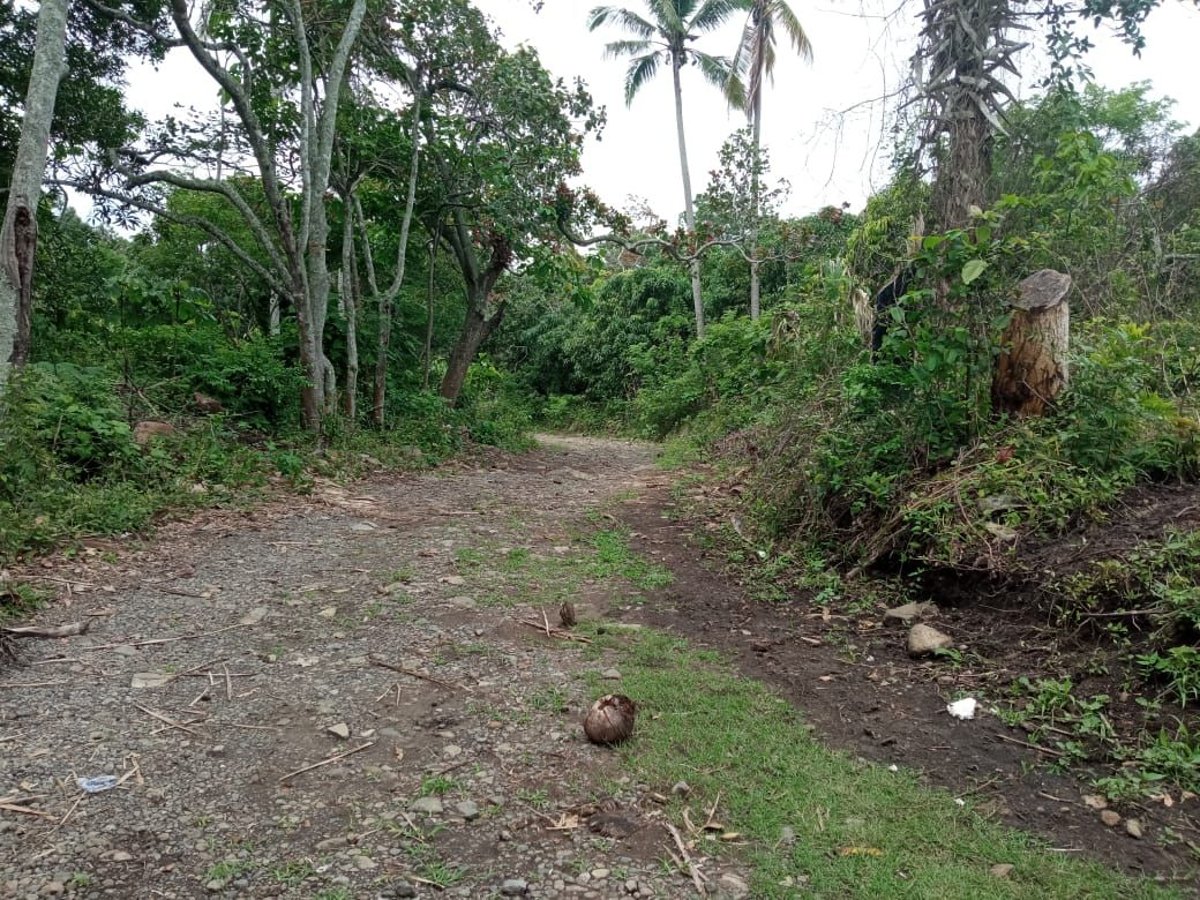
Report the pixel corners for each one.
[278,742,374,783]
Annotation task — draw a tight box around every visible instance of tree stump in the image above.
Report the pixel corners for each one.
[992,270,1071,417]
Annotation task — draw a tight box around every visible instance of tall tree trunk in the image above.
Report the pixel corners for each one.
[373,85,423,426]
[340,202,358,421]
[0,0,69,390]
[671,53,705,339]
[748,99,763,321]
[439,294,501,404]
[422,223,440,391]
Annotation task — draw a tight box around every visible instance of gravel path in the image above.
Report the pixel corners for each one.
[1,436,746,899]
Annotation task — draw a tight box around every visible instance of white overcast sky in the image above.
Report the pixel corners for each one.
[121,0,1200,222]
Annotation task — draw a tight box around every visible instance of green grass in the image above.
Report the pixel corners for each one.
[606,630,1178,899]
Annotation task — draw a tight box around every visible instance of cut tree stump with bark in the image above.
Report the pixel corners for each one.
[992,269,1072,417]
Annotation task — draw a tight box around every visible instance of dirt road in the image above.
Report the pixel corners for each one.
[2,436,737,899]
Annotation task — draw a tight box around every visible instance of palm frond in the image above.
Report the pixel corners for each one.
[771,0,813,62]
[587,5,657,38]
[690,0,741,34]
[691,50,736,92]
[648,0,689,35]
[624,52,663,105]
[604,39,655,60]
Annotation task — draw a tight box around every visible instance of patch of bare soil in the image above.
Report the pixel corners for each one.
[616,481,1200,891]
[1,436,752,900]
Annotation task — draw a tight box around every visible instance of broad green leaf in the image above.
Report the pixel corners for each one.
[961,259,988,285]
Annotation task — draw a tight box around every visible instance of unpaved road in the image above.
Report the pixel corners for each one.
[2,436,743,900]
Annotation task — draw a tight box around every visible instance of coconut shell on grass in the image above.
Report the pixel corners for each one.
[584,694,636,745]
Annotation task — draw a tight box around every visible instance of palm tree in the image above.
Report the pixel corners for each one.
[588,1,742,339]
[729,0,811,319]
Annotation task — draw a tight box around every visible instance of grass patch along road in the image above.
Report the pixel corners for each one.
[602,629,1176,898]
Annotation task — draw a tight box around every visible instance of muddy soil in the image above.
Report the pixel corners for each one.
[1,436,749,900]
[618,481,1200,890]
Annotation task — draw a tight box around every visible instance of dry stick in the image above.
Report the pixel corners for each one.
[703,790,723,830]
[169,656,227,682]
[223,663,233,702]
[665,822,706,895]
[278,742,374,783]
[541,607,552,638]
[134,704,203,737]
[994,732,1066,758]
[368,656,470,693]
[0,680,68,688]
[1,621,89,639]
[47,792,86,837]
[516,619,592,644]
[79,623,247,653]
[0,801,56,819]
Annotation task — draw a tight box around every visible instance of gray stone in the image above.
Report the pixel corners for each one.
[778,826,796,846]
[239,606,269,625]
[353,855,377,870]
[883,602,936,626]
[1125,818,1143,839]
[716,873,750,899]
[907,624,953,657]
[326,723,351,740]
[602,668,622,680]
[671,780,691,797]
[456,800,480,821]
[410,796,443,815]
[499,879,529,896]
[112,645,139,657]
[130,672,172,689]
[387,881,417,898]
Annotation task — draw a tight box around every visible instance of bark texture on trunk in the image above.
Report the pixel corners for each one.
[439,299,502,403]
[340,207,358,421]
[748,95,763,321]
[992,269,1071,417]
[0,0,69,389]
[671,53,704,339]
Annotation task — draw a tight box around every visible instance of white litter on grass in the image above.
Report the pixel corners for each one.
[947,697,978,720]
[888,764,899,772]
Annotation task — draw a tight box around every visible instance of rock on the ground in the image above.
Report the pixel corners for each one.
[1125,818,1143,839]
[326,722,351,739]
[990,864,1014,879]
[716,872,751,899]
[884,601,937,626]
[456,800,480,821]
[411,796,444,815]
[499,878,529,896]
[907,623,953,657]
[133,420,176,445]
[1100,809,1121,827]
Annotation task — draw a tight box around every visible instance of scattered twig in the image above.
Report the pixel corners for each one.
[278,742,374,783]
[212,722,279,732]
[665,822,706,895]
[956,774,1002,799]
[515,619,593,644]
[223,663,233,702]
[0,680,68,688]
[1,621,89,639]
[703,791,722,830]
[0,801,56,819]
[994,732,1066,758]
[368,656,470,692]
[541,607,552,638]
[47,792,86,836]
[134,703,203,736]
[79,623,248,652]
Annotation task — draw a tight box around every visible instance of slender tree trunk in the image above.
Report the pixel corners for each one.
[341,203,358,421]
[268,295,281,336]
[422,223,440,391]
[439,294,501,404]
[373,85,423,425]
[748,97,763,320]
[671,53,704,339]
[0,0,69,390]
